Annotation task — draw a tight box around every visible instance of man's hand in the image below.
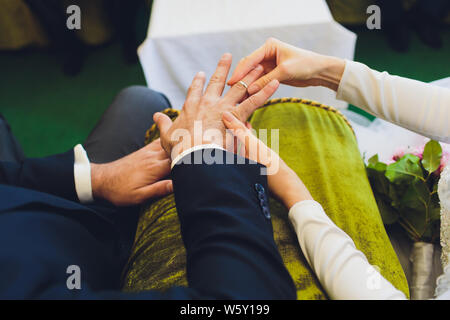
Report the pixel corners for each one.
[153,53,280,159]
[90,139,173,206]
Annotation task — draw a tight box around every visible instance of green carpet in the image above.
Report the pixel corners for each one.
[0,44,146,158]
[0,28,449,158]
[350,27,450,120]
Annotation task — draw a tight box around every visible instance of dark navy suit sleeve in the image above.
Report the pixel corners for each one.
[0,150,78,201]
[0,148,295,300]
[170,148,296,299]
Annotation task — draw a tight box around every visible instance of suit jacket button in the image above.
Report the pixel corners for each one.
[254,183,265,193]
[254,184,270,219]
[262,207,271,219]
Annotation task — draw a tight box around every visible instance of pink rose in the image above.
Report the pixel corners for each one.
[439,150,450,173]
[386,159,396,165]
[392,147,407,161]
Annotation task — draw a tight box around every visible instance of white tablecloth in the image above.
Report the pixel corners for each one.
[138,0,356,109]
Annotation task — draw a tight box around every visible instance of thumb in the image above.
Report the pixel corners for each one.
[248,67,283,95]
[153,112,172,137]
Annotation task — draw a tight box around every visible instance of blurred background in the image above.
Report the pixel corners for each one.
[0,0,449,158]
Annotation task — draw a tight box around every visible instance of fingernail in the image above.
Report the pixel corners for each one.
[223,111,235,123]
[167,181,173,193]
[197,71,205,77]
[223,53,232,60]
[255,64,263,71]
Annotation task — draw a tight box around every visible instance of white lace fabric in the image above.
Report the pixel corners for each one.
[436,165,450,298]
[435,259,450,299]
[439,165,450,269]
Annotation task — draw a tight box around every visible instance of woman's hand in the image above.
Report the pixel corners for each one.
[222,111,313,209]
[228,38,346,93]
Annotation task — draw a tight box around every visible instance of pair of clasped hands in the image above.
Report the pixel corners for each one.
[92,38,346,209]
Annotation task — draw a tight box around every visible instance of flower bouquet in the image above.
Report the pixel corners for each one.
[366,140,448,299]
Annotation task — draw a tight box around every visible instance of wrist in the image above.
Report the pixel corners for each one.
[283,187,313,209]
[90,163,106,201]
[271,166,313,209]
[283,174,313,209]
[169,134,222,161]
[315,56,345,91]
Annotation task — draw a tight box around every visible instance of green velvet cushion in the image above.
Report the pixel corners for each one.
[121,98,409,299]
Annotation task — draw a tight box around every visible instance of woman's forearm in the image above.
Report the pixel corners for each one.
[289,200,407,300]
[230,38,448,143]
[335,60,450,143]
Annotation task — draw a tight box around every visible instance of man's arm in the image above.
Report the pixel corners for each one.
[7,147,294,300]
[148,53,295,299]
[0,144,96,203]
[32,149,296,300]
[0,149,79,201]
[0,140,174,206]
[171,148,296,299]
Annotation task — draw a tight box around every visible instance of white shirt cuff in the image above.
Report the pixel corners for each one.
[73,144,93,203]
[171,144,226,169]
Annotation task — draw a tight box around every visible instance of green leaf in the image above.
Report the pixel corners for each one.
[366,155,391,200]
[368,154,379,167]
[401,209,427,238]
[400,178,430,211]
[367,155,387,172]
[371,162,387,172]
[389,184,402,209]
[429,204,441,222]
[374,195,398,224]
[422,140,442,173]
[433,182,439,193]
[429,191,441,222]
[430,220,441,243]
[399,179,431,237]
[385,154,424,184]
[367,166,389,197]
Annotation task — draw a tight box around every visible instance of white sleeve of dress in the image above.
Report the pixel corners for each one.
[289,200,407,300]
[336,60,450,143]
